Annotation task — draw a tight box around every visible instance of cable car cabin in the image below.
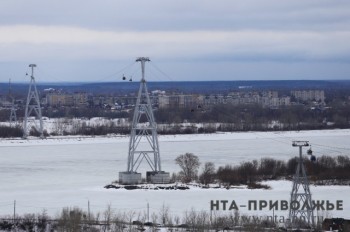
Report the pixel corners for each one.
[307,147,312,155]
[310,155,316,162]
[129,78,132,82]
[122,75,126,80]
[307,148,313,155]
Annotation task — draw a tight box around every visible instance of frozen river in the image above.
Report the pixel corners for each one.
[0,129,349,219]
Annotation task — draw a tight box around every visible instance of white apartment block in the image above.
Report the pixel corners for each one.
[291,90,325,102]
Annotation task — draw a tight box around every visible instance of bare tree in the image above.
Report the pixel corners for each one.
[174,215,180,226]
[151,212,158,232]
[113,211,127,232]
[57,207,84,232]
[199,162,216,185]
[124,210,135,232]
[21,214,36,232]
[158,203,170,226]
[103,204,114,232]
[175,153,200,183]
[53,118,69,135]
[195,211,210,231]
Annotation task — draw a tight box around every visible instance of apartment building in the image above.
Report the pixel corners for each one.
[158,94,203,109]
[46,92,88,107]
[291,90,325,102]
[159,91,291,109]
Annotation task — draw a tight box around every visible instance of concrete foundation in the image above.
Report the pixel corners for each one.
[146,171,171,184]
[119,172,142,184]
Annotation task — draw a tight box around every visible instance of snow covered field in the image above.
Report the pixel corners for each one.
[0,129,349,219]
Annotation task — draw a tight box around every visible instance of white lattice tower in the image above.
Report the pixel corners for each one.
[9,79,17,126]
[289,141,315,229]
[23,64,44,138]
[126,57,162,172]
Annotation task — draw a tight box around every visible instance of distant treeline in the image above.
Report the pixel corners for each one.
[0,95,350,137]
[170,152,350,187]
[155,102,350,131]
[0,126,22,138]
[4,80,350,95]
[213,155,350,186]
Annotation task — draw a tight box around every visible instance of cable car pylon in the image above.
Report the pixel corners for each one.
[288,141,315,230]
[23,64,44,139]
[8,78,17,126]
[119,57,170,184]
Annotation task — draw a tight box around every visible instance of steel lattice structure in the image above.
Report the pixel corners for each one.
[23,64,44,139]
[9,79,17,126]
[289,141,315,229]
[126,57,162,172]
[9,100,17,125]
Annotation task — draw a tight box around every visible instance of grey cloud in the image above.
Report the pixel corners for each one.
[1,26,349,61]
[0,0,349,82]
[0,0,349,31]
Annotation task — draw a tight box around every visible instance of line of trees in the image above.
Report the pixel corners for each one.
[0,125,22,138]
[156,103,350,131]
[1,97,350,138]
[0,108,129,122]
[1,205,324,232]
[174,153,350,186]
[50,121,130,136]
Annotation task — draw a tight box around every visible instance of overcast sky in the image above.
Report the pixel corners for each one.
[0,0,349,82]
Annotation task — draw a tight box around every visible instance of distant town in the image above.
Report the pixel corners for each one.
[0,87,326,110]
[0,80,349,137]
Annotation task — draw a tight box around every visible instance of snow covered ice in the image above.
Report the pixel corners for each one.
[0,129,349,218]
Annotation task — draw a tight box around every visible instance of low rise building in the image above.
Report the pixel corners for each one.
[46,93,74,107]
[46,92,88,107]
[160,91,291,109]
[291,90,325,103]
[159,94,203,108]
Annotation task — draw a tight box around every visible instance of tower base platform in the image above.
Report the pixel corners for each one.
[119,172,142,184]
[146,171,171,184]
